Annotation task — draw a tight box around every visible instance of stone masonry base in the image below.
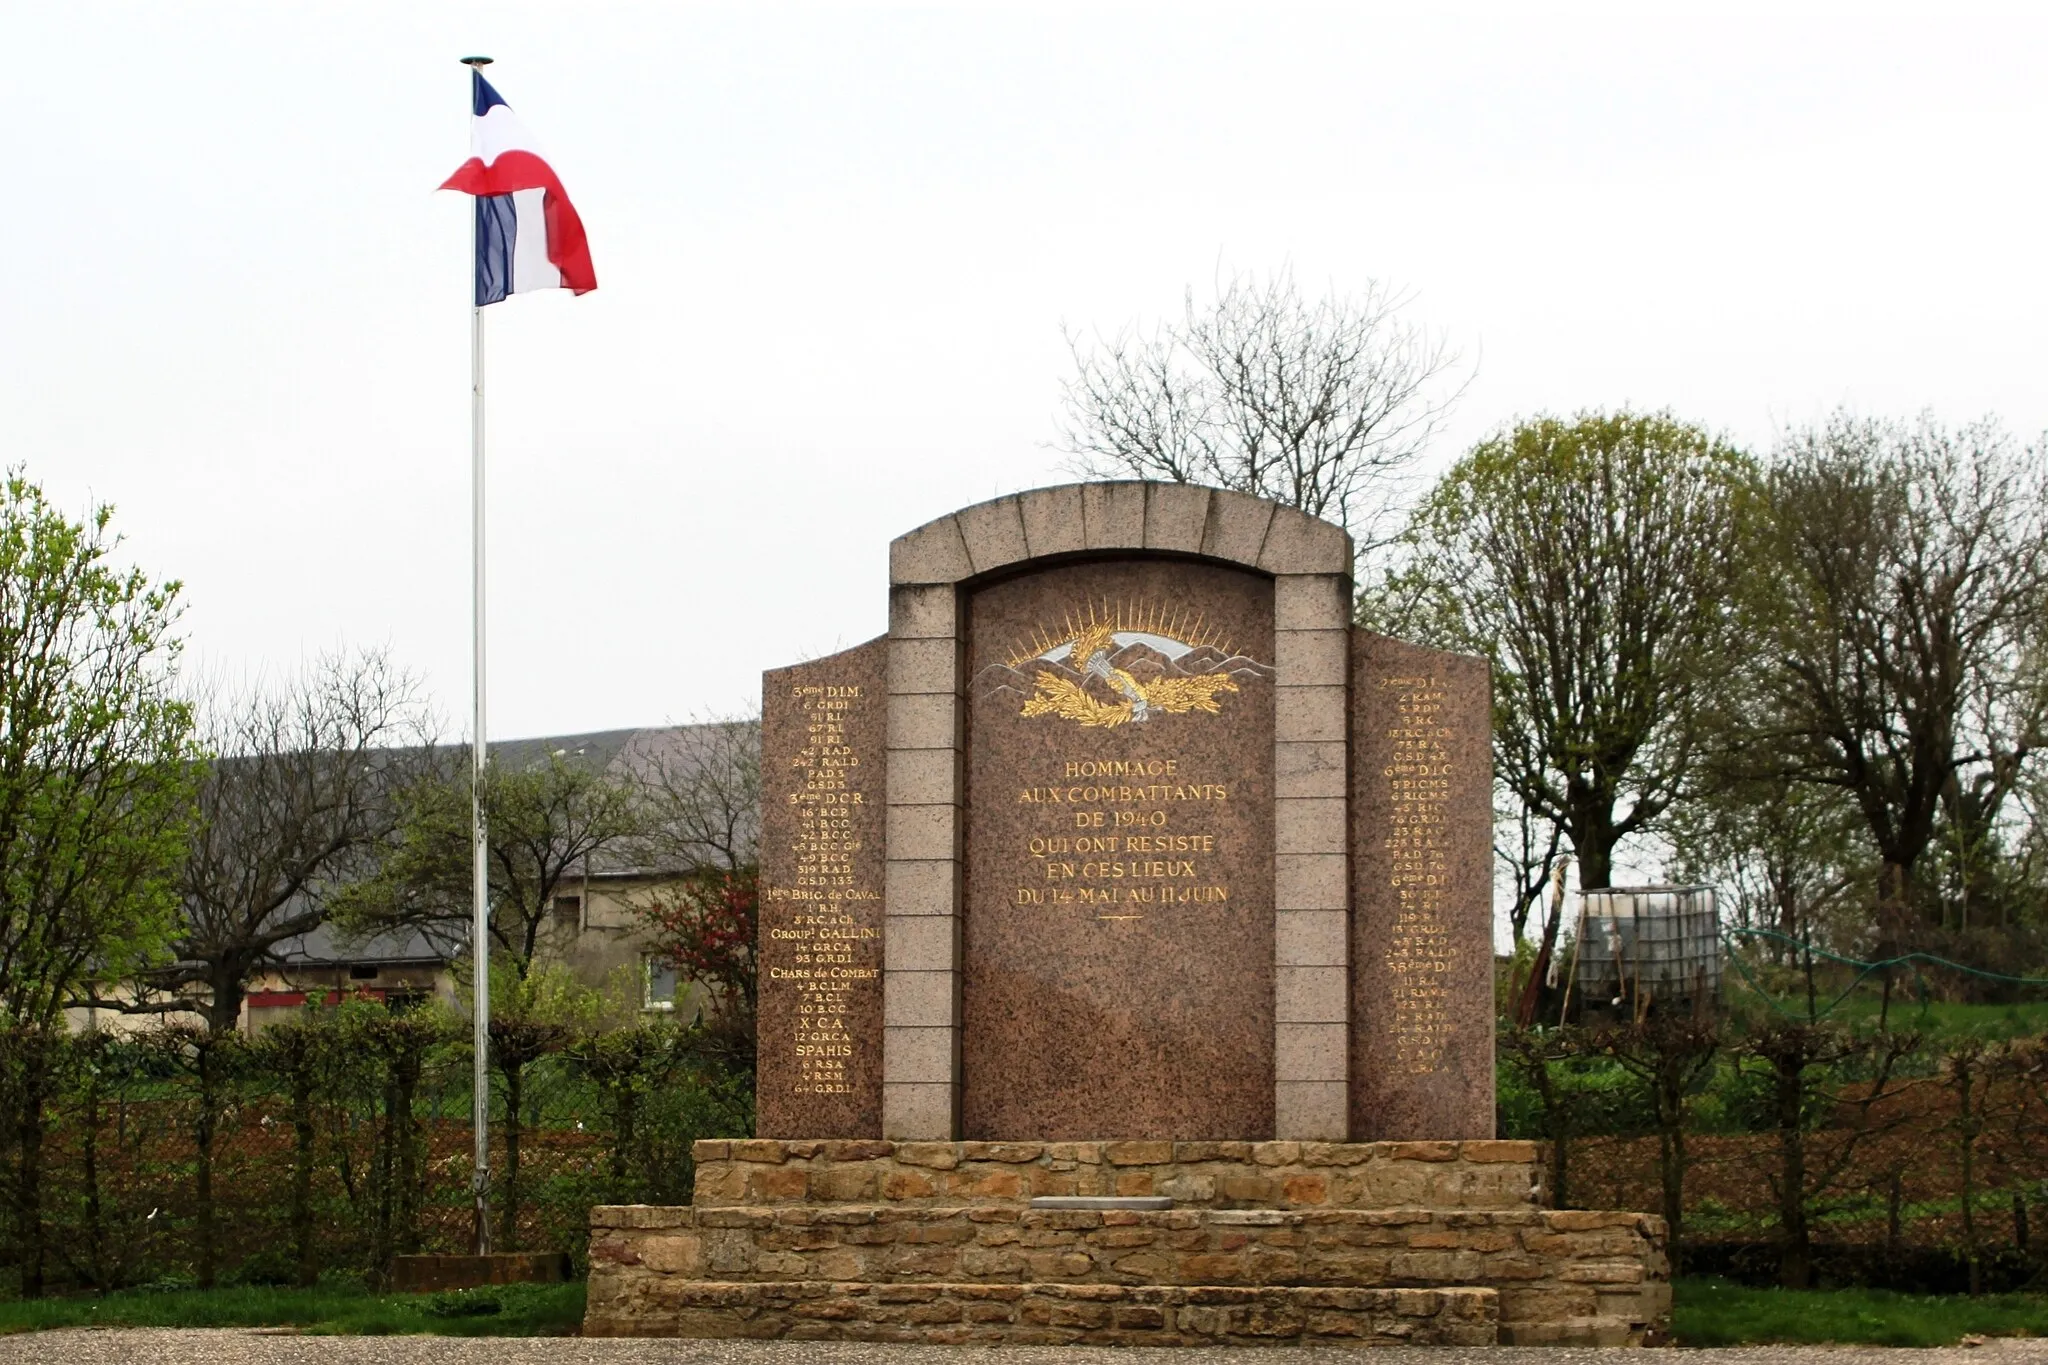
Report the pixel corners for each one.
[586,1140,1669,1347]
[583,1281,1500,1346]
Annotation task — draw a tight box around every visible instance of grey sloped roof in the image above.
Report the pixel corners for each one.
[273,922,446,966]
[479,722,760,880]
[201,723,758,970]
[486,727,643,774]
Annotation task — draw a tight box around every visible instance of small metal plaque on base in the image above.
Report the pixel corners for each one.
[1028,1196,1174,1211]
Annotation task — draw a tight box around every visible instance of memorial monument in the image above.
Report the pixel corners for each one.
[586,483,1669,1346]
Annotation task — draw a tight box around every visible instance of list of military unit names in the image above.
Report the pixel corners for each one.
[1014,758,1232,920]
[1380,675,1458,1074]
[767,679,880,1098]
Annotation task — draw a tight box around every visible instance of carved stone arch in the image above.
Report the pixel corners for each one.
[881,482,1356,1141]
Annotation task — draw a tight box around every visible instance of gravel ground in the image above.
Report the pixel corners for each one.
[4,1336,2048,1365]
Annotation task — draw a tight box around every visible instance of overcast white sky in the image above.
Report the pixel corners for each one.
[5,3,2043,741]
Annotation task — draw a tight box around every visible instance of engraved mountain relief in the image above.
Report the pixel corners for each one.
[974,602,1274,730]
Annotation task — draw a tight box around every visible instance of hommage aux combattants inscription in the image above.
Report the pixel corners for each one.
[978,598,1270,921]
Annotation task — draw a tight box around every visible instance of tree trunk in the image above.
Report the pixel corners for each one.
[15,1041,48,1299]
[1656,1068,1688,1270]
[1577,841,1612,895]
[499,1058,523,1252]
[1954,1055,1982,1296]
[609,1085,636,1193]
[372,1074,395,1282]
[203,968,246,1037]
[81,1062,105,1291]
[290,1067,316,1288]
[1518,903,1564,1028]
[195,1048,217,1291]
[393,1059,420,1257]
[1773,1050,1810,1289]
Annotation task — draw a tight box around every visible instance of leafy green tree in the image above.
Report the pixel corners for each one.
[1372,412,1756,965]
[338,749,645,978]
[0,472,198,1029]
[0,473,196,1297]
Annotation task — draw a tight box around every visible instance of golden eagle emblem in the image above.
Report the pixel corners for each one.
[1018,619,1241,730]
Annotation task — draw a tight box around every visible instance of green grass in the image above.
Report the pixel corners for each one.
[1819,997,2048,1039]
[0,1281,586,1337]
[1675,1277,2048,1346]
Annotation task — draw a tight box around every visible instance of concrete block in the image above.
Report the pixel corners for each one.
[883,969,958,1027]
[887,637,960,696]
[885,913,959,972]
[1275,965,1348,1024]
[884,859,957,916]
[1201,489,1275,565]
[888,583,958,639]
[1276,853,1348,911]
[884,1025,958,1084]
[1275,909,1347,966]
[883,1082,957,1141]
[1143,483,1211,552]
[890,515,973,585]
[1275,741,1347,799]
[886,692,959,751]
[1275,1081,1350,1142]
[1081,482,1147,549]
[1277,1022,1348,1082]
[1274,574,1352,632]
[956,496,1030,574]
[886,747,959,806]
[1259,506,1353,575]
[885,804,957,861]
[1019,484,1088,558]
[1276,796,1346,855]
[1275,629,1348,687]
[1274,685,1346,743]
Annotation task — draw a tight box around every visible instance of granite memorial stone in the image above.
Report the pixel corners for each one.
[753,481,1496,1142]
[588,482,1673,1347]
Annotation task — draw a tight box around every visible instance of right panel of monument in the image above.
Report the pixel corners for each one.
[1350,631,1495,1140]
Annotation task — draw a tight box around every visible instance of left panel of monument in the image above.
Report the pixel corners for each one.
[758,638,888,1138]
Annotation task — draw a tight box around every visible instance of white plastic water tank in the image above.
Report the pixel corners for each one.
[1574,885,1721,1004]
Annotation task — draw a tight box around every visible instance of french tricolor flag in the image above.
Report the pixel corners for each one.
[440,70,596,306]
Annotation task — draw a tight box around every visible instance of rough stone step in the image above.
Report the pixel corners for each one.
[582,1279,1501,1346]
[589,1202,1669,1346]
[693,1138,1545,1212]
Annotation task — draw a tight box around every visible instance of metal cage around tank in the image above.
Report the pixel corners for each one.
[1573,885,1722,1009]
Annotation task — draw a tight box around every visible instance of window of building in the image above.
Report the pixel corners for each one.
[643,956,678,1011]
[553,894,582,928]
[349,964,379,981]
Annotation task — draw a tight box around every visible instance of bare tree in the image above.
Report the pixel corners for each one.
[1057,268,1464,554]
[635,713,760,872]
[110,650,429,1033]
[1497,792,1564,950]
[1751,413,2048,939]
[1667,773,1869,961]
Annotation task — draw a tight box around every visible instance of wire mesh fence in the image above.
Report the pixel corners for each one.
[0,1003,749,1296]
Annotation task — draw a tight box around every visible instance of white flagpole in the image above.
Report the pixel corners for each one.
[461,52,494,1259]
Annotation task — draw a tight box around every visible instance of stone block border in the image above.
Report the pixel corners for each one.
[586,1203,1668,1346]
[883,483,1356,1140]
[689,1138,1544,1212]
[583,1279,1501,1346]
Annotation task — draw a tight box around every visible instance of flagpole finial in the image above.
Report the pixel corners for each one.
[460,55,494,67]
